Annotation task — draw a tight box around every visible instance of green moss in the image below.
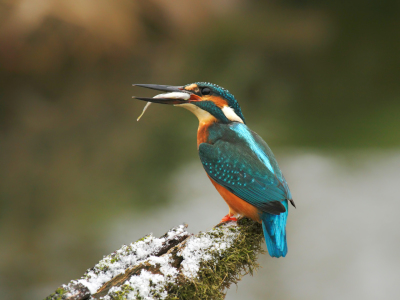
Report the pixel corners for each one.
[98,264,110,272]
[45,220,263,300]
[44,287,67,300]
[167,218,264,300]
[108,280,170,300]
[136,234,151,243]
[108,284,135,300]
[110,255,120,264]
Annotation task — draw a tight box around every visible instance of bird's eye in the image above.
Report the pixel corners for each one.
[201,87,211,95]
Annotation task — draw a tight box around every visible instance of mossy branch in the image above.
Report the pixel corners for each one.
[45,218,264,300]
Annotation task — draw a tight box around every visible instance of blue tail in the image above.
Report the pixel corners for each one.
[261,200,288,258]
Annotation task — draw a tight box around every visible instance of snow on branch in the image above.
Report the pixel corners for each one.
[45,218,264,300]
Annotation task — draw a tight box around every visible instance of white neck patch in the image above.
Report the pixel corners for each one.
[221,106,244,123]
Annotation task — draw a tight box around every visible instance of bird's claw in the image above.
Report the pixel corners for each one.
[220,214,238,223]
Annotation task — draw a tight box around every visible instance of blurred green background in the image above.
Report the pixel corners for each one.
[0,1,399,299]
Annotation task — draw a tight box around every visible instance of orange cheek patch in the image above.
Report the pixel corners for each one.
[204,96,228,108]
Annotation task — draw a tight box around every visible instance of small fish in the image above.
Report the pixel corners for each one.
[135,91,190,121]
[137,102,152,121]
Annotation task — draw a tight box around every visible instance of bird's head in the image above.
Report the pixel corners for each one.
[133,82,245,124]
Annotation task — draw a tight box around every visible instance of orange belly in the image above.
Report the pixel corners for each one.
[208,175,261,222]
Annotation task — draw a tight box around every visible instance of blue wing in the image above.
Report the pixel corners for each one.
[199,123,292,215]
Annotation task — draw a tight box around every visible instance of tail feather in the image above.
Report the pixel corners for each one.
[261,200,288,258]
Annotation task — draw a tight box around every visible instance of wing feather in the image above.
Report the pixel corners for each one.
[199,133,291,215]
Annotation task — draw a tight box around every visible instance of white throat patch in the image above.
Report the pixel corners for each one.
[175,103,216,123]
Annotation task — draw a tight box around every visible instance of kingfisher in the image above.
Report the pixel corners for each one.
[133,82,295,257]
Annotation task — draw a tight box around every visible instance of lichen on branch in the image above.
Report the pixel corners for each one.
[45,218,264,300]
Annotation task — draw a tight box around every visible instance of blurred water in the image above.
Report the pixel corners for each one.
[105,150,400,300]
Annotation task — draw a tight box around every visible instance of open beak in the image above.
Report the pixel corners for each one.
[132,84,191,105]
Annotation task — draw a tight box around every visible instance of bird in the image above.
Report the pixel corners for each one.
[133,82,295,258]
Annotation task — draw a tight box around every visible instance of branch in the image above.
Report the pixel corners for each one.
[45,218,264,300]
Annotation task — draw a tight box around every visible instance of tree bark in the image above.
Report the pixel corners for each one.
[45,218,264,300]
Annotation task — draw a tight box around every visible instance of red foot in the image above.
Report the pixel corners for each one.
[220,214,237,223]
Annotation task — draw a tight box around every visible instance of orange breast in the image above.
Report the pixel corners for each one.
[197,119,217,147]
[197,123,209,147]
[208,175,261,222]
